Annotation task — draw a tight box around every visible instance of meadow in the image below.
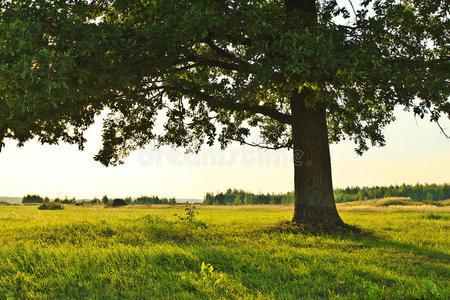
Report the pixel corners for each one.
[0,203,448,299]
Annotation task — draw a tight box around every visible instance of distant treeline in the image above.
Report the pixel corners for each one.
[334,183,450,203]
[135,196,176,205]
[204,189,294,205]
[21,194,177,205]
[22,194,49,204]
[204,184,450,205]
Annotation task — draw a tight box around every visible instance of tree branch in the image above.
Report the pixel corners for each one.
[436,120,450,139]
[231,137,292,150]
[180,55,241,71]
[204,36,254,69]
[167,85,292,125]
[204,38,238,61]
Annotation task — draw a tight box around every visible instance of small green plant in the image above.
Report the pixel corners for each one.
[173,204,207,229]
[38,202,64,210]
[200,262,214,277]
[422,279,440,298]
[199,262,230,295]
[174,204,198,222]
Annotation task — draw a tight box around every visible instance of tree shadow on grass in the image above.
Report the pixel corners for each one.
[261,221,370,238]
[177,243,432,299]
[260,221,450,265]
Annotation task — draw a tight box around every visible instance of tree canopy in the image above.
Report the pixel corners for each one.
[0,0,448,165]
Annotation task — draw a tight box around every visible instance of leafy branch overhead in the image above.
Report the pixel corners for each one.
[0,0,448,164]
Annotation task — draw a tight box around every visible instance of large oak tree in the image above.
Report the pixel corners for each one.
[0,0,448,224]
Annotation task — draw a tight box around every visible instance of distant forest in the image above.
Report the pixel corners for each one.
[134,196,176,205]
[334,184,450,203]
[20,194,176,205]
[204,190,294,205]
[203,184,450,205]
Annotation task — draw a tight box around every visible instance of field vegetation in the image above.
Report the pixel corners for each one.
[0,204,448,299]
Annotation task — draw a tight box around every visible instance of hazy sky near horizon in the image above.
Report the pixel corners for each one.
[1,108,449,199]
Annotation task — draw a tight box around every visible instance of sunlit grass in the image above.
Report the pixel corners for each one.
[0,205,448,299]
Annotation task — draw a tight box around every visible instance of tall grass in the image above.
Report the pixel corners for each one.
[0,205,448,299]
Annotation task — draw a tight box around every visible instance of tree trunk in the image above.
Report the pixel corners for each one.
[286,0,343,225]
[290,90,344,225]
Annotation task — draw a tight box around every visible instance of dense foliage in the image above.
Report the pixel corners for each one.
[110,198,128,207]
[38,202,64,210]
[204,189,294,205]
[0,0,448,163]
[204,184,450,205]
[54,197,77,204]
[135,196,177,205]
[22,194,48,204]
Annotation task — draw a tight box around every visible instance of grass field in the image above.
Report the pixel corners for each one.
[0,204,448,299]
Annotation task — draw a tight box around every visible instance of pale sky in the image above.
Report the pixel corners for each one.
[0,108,449,200]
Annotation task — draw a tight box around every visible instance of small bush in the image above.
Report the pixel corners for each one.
[174,204,198,222]
[423,214,449,221]
[38,202,64,210]
[422,200,443,206]
[111,198,127,207]
[379,199,411,206]
[173,204,207,229]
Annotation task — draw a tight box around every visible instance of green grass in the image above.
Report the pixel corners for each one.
[0,205,448,299]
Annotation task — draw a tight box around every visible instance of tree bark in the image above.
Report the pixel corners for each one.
[286,0,343,225]
[290,90,343,224]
